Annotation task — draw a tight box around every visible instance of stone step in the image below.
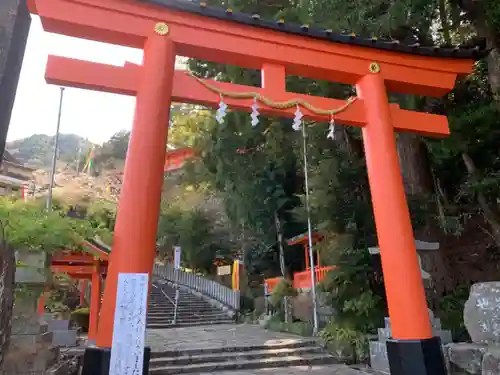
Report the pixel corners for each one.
[148,304,213,309]
[147,320,234,329]
[146,315,232,323]
[150,346,325,367]
[150,341,318,358]
[150,307,217,311]
[147,314,229,320]
[149,297,208,304]
[148,309,226,315]
[147,318,232,325]
[147,309,221,315]
[150,297,200,301]
[149,354,337,374]
[149,300,209,304]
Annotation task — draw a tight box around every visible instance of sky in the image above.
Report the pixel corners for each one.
[7,16,147,145]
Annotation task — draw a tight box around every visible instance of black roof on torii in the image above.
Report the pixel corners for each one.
[141,0,489,60]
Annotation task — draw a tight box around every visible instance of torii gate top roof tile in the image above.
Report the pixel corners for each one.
[142,0,489,60]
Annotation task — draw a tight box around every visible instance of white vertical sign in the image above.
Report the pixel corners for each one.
[174,246,181,269]
[109,273,149,375]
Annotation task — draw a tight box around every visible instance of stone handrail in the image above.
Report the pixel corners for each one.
[153,263,240,311]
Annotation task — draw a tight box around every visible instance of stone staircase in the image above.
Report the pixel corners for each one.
[148,340,338,374]
[147,282,234,329]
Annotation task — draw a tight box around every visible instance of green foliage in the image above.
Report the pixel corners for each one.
[93,130,130,170]
[318,246,385,334]
[71,307,90,332]
[269,278,297,308]
[157,202,229,273]
[438,286,471,342]
[320,321,369,364]
[86,200,116,232]
[0,197,94,252]
[265,314,313,336]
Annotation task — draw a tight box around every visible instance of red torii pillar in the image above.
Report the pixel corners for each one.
[88,260,102,341]
[96,33,175,350]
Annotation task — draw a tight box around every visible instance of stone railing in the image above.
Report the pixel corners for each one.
[153,263,240,312]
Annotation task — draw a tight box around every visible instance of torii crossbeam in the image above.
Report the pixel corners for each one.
[28,0,486,374]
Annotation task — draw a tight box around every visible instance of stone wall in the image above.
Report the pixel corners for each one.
[446,282,500,375]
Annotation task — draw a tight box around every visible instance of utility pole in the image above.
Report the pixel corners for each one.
[46,87,65,211]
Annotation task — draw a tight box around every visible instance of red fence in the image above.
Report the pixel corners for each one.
[264,265,335,294]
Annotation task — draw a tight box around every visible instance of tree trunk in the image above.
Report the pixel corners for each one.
[0,222,15,373]
[274,212,286,278]
[487,49,500,102]
[438,0,451,45]
[396,133,435,196]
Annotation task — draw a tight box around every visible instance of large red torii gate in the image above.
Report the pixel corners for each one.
[27,0,486,374]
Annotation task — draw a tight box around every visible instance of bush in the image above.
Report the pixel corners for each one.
[317,246,385,334]
[320,321,369,364]
[71,307,90,332]
[269,278,296,308]
[438,285,471,342]
[265,314,313,336]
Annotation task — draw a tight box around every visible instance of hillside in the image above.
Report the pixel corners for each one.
[6,134,93,169]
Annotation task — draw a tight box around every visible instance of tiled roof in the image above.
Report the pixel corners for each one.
[142,0,490,59]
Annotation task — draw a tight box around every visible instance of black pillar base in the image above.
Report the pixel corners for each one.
[82,346,151,375]
[387,336,447,375]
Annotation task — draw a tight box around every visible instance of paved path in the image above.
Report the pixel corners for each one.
[146,323,312,352]
[146,324,369,375]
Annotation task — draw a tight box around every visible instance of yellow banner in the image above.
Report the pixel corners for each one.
[232,260,240,291]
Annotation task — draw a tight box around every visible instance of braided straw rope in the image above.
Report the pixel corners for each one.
[187,71,357,116]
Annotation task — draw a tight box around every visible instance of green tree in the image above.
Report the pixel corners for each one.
[157,203,229,273]
[0,197,95,372]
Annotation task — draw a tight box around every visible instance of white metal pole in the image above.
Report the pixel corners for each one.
[47,87,65,211]
[172,246,181,325]
[302,123,319,334]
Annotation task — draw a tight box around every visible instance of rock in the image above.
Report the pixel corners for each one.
[51,330,78,347]
[446,343,487,375]
[47,319,70,332]
[464,282,500,344]
[483,348,500,375]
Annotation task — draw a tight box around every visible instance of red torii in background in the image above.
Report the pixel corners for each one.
[41,240,110,341]
[27,0,486,374]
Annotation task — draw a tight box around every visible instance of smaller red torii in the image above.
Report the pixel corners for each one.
[287,231,324,269]
[44,241,110,340]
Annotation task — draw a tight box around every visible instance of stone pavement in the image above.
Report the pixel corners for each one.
[146,323,312,352]
[146,324,369,375]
